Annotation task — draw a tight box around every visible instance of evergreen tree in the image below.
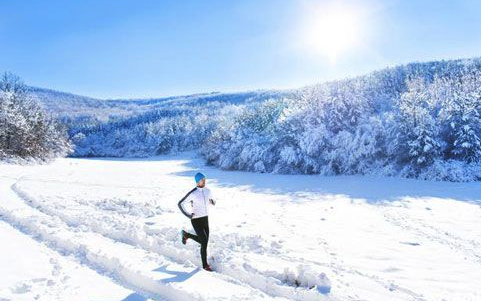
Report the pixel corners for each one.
[396,78,440,167]
[0,72,71,159]
[436,71,481,162]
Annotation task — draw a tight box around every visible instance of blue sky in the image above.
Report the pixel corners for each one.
[1,0,481,99]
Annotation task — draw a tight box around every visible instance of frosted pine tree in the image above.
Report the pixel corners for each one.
[452,72,481,162]
[0,72,71,159]
[397,78,440,167]
[438,71,481,163]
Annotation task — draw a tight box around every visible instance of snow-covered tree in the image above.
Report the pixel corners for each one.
[444,72,481,162]
[0,72,71,160]
[394,78,440,168]
[46,57,481,181]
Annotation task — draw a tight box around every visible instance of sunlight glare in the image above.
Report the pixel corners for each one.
[300,2,365,63]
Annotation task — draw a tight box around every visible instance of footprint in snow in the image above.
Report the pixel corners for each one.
[400,241,420,246]
[12,283,31,294]
[31,278,47,283]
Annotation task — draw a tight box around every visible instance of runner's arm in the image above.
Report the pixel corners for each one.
[178,188,196,218]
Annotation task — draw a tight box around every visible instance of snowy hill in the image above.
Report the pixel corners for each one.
[30,86,292,123]
[28,57,481,181]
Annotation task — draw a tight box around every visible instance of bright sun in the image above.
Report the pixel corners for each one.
[300,2,364,63]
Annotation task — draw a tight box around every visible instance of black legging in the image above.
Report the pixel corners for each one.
[185,216,209,268]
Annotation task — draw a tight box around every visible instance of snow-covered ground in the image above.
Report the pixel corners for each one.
[1,152,480,301]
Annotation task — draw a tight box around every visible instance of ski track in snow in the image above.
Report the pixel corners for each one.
[1,154,481,301]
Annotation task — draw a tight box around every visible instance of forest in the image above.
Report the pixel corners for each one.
[3,58,481,181]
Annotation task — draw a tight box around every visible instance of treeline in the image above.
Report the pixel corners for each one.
[66,58,481,181]
[0,72,71,161]
[203,59,481,181]
[70,102,230,157]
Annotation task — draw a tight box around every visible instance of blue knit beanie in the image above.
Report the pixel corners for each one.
[195,172,206,183]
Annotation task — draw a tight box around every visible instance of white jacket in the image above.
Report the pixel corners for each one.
[178,187,215,219]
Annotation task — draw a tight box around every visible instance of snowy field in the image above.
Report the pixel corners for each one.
[1,152,480,301]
